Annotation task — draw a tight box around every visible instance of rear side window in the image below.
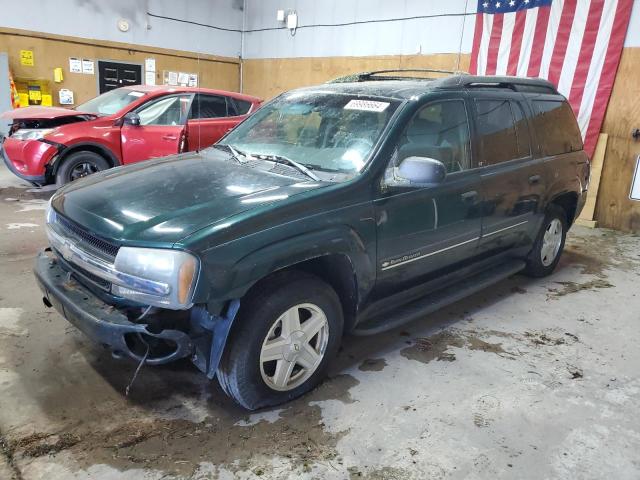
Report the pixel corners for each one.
[475,99,519,165]
[531,100,583,155]
[512,101,531,158]
[231,98,253,115]
[189,94,228,119]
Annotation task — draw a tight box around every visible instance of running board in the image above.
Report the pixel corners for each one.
[352,259,526,336]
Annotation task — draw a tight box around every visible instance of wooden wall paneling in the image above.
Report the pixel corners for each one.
[595,47,640,232]
[242,53,471,100]
[577,133,608,228]
[0,28,240,106]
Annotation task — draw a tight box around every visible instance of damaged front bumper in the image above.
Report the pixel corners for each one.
[1,138,55,185]
[34,249,239,377]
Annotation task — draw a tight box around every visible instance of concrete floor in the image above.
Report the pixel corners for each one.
[1,162,639,480]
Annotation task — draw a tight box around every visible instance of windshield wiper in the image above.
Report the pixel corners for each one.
[260,154,320,181]
[213,146,320,181]
[212,144,249,163]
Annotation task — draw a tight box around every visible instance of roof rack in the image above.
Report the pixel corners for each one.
[328,68,466,84]
[325,71,560,95]
[439,75,558,93]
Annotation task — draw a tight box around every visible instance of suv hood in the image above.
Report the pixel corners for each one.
[51,150,329,245]
[1,106,97,133]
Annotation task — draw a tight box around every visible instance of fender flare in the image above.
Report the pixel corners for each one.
[48,142,121,177]
[544,175,582,208]
[209,225,375,306]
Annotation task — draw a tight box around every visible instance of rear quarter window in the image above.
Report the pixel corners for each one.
[231,98,253,115]
[531,100,583,156]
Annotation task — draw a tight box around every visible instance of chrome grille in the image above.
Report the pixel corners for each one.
[54,213,120,260]
[55,249,112,291]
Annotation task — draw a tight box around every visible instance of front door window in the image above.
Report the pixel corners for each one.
[396,99,472,173]
[138,95,191,126]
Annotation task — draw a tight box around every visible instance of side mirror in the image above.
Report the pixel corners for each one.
[123,112,141,126]
[387,156,446,187]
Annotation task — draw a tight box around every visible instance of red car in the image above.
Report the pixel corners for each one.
[0,86,262,185]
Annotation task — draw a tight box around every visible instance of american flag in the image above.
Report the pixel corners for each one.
[469,0,633,156]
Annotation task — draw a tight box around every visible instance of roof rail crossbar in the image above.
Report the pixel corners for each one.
[458,76,557,93]
[366,68,465,76]
[328,68,468,84]
[466,81,518,90]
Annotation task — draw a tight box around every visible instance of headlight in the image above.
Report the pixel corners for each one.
[111,247,199,309]
[11,128,55,141]
[45,195,56,224]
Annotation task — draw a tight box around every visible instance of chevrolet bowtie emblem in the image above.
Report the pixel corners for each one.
[61,242,73,261]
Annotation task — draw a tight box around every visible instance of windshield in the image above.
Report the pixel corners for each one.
[76,88,147,116]
[218,92,400,177]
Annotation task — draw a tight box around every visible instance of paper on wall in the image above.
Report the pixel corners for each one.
[631,155,640,201]
[81,59,94,75]
[145,58,156,73]
[167,71,178,86]
[69,58,82,73]
[188,74,198,87]
[177,72,189,86]
[20,50,34,66]
[145,71,156,86]
[59,89,74,105]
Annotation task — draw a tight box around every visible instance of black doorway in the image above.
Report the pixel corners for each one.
[97,61,142,93]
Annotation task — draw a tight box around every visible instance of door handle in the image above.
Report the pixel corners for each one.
[162,134,178,141]
[461,190,478,202]
[528,174,541,185]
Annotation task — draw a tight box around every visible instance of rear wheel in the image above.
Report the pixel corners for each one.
[217,271,343,410]
[523,205,567,277]
[56,151,109,186]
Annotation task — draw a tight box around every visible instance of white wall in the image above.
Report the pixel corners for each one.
[243,0,640,59]
[243,0,476,59]
[0,0,244,57]
[0,0,638,59]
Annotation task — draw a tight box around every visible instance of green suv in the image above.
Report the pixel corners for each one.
[35,72,589,409]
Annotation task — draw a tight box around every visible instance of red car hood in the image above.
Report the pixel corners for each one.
[0,106,94,120]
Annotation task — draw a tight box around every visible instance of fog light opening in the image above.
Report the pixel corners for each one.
[124,332,179,361]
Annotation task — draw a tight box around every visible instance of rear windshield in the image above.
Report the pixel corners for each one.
[531,100,583,156]
[76,88,147,116]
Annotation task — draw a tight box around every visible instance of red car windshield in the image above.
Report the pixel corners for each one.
[75,88,148,116]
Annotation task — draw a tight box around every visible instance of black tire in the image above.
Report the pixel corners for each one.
[56,151,110,186]
[217,271,344,410]
[523,204,568,277]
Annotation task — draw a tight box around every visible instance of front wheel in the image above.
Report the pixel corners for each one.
[523,205,567,277]
[56,151,109,186]
[217,271,343,410]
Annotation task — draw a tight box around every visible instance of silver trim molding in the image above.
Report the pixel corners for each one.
[381,236,480,271]
[46,224,170,296]
[482,220,529,238]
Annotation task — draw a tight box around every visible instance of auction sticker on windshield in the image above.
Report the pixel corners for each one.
[344,99,390,112]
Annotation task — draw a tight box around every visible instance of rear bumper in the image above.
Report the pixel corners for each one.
[1,138,56,184]
[34,248,194,365]
[574,188,588,223]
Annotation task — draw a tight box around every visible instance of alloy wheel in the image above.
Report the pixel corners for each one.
[259,303,330,392]
[70,162,99,181]
[540,218,563,266]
